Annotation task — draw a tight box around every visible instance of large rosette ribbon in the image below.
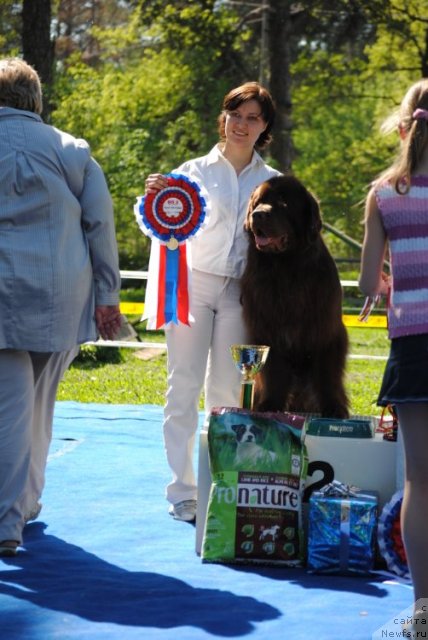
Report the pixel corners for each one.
[377,490,409,578]
[134,173,209,329]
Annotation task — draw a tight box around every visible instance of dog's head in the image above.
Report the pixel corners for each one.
[231,423,262,444]
[245,175,322,253]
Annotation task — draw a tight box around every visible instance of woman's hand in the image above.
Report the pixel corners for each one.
[95,305,122,340]
[145,173,168,194]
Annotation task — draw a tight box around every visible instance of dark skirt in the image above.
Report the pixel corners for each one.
[378,333,428,406]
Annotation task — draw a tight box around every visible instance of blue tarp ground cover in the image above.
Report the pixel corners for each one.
[0,402,412,639]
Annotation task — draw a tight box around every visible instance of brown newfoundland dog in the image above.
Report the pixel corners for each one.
[240,175,349,418]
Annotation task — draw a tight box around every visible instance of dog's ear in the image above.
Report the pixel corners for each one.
[231,423,245,435]
[245,181,269,231]
[306,190,322,244]
[244,189,258,232]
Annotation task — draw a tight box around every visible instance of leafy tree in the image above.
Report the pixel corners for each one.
[54,0,134,63]
[361,0,428,77]
[289,0,427,259]
[52,2,253,268]
[0,0,21,55]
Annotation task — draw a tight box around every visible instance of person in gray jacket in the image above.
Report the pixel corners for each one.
[0,58,121,556]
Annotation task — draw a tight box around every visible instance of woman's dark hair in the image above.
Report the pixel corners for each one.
[217,81,276,150]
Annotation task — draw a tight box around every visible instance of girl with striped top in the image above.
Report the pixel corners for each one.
[359,79,428,633]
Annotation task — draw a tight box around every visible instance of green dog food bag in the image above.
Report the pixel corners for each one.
[202,408,308,566]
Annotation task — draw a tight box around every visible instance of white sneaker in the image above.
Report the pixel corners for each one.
[168,499,197,522]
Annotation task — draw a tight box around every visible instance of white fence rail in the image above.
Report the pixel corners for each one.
[88,272,387,361]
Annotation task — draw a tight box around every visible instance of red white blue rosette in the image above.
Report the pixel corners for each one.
[134,173,209,329]
[136,173,208,247]
[377,490,409,578]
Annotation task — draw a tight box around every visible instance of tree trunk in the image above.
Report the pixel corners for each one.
[22,0,54,120]
[422,23,428,77]
[266,0,295,172]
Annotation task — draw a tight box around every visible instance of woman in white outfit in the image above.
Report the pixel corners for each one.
[145,82,281,521]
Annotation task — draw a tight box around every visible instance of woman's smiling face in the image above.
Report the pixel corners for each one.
[224,99,267,150]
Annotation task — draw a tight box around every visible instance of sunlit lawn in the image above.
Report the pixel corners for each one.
[346,326,389,416]
[58,322,389,418]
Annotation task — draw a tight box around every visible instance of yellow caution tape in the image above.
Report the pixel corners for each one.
[343,314,387,328]
[119,304,387,329]
[120,302,144,315]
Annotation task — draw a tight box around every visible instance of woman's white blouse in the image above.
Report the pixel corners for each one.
[176,144,281,279]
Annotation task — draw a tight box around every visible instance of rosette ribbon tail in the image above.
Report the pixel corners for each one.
[157,243,190,328]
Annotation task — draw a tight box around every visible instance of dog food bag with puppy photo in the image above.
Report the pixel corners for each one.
[202,408,308,566]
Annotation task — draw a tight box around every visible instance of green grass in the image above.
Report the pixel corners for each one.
[57,323,389,417]
[346,325,389,416]
[57,347,167,406]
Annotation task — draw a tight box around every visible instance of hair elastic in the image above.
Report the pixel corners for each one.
[413,108,428,121]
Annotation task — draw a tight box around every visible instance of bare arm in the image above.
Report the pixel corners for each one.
[359,187,390,297]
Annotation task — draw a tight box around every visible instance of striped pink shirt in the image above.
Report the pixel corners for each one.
[376,176,428,338]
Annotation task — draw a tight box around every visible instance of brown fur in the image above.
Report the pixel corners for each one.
[241,175,349,418]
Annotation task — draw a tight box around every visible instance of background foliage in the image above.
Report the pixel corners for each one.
[1,0,427,271]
